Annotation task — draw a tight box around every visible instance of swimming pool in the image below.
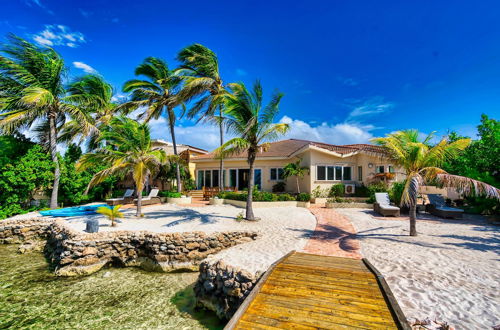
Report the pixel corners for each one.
[39,204,109,217]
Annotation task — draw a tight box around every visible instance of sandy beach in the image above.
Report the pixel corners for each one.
[59,203,317,274]
[337,208,500,330]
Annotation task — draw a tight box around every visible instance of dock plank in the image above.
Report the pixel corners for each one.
[225,251,409,330]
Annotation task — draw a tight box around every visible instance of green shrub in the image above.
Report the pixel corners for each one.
[296,193,311,202]
[353,185,370,197]
[389,181,406,206]
[272,181,286,193]
[312,185,328,198]
[328,184,345,197]
[366,182,389,203]
[159,191,182,198]
[277,193,295,201]
[218,191,247,201]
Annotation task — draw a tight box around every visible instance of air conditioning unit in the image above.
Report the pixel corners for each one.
[345,184,355,195]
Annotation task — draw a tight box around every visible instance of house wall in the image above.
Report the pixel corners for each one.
[193,158,308,193]
[193,150,405,194]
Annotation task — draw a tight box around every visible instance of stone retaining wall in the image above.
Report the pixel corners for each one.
[194,260,262,319]
[1,218,258,277]
[0,218,54,243]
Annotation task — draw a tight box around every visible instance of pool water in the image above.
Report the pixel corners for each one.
[39,204,109,217]
[0,244,225,329]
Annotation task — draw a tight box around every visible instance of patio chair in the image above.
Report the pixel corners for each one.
[374,192,401,217]
[106,189,134,206]
[426,194,463,219]
[134,188,161,206]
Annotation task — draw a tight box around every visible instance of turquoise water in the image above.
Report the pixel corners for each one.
[0,244,225,329]
[39,204,109,217]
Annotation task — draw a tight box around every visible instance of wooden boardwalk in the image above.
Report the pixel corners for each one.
[225,251,410,330]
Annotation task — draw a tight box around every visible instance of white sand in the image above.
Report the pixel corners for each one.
[59,204,317,274]
[336,208,500,330]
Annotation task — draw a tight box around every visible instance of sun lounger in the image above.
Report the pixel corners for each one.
[374,192,400,217]
[106,189,134,206]
[134,188,161,206]
[426,194,463,219]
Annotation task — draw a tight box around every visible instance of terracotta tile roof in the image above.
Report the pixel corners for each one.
[192,139,386,161]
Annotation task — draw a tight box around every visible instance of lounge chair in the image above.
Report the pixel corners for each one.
[426,194,463,219]
[374,192,401,217]
[106,189,134,206]
[134,188,161,206]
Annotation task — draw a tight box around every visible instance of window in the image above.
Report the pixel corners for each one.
[358,166,363,181]
[388,165,395,174]
[317,166,326,180]
[229,169,237,188]
[254,169,262,189]
[316,165,353,181]
[270,168,284,181]
[376,165,385,174]
[343,167,352,180]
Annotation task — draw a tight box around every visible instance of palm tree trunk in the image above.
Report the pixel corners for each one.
[296,177,300,194]
[168,107,182,193]
[409,198,417,236]
[136,187,143,217]
[48,112,60,209]
[219,106,224,188]
[246,151,256,221]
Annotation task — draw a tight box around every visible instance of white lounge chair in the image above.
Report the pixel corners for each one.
[134,188,160,206]
[374,192,400,217]
[426,194,464,219]
[106,189,134,206]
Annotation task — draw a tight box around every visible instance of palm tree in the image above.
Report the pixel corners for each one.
[372,130,500,236]
[216,81,289,220]
[0,35,94,209]
[96,205,123,227]
[121,57,184,192]
[77,117,167,217]
[283,159,308,193]
[177,44,227,188]
[59,74,118,150]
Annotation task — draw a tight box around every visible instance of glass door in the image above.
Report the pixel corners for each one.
[254,169,262,190]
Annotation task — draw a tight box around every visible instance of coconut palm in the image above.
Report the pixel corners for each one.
[59,74,118,150]
[216,81,289,220]
[372,130,500,236]
[77,117,167,217]
[176,44,227,188]
[121,57,184,192]
[96,205,123,227]
[0,35,94,209]
[283,159,309,193]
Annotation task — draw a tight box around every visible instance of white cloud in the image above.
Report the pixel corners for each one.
[24,0,54,15]
[279,115,375,145]
[79,9,92,18]
[73,61,97,74]
[339,77,359,86]
[236,68,247,76]
[33,25,85,48]
[111,93,127,103]
[347,97,394,119]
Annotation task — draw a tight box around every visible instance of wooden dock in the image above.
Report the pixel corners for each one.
[225,251,410,329]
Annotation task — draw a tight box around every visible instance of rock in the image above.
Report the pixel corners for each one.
[102,271,111,278]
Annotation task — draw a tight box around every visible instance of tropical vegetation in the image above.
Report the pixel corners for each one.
[0,33,498,224]
[215,81,289,220]
[77,117,167,216]
[96,205,123,227]
[0,35,96,208]
[372,129,499,236]
[283,159,308,193]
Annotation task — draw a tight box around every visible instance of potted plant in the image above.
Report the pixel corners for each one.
[326,198,335,209]
[296,193,311,208]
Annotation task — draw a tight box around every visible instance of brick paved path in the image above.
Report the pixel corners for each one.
[302,205,361,259]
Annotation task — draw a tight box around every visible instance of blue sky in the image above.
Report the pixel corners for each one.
[1,0,499,150]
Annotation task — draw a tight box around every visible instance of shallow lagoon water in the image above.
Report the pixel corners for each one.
[0,244,225,329]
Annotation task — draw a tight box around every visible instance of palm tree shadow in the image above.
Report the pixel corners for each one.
[141,208,235,227]
[434,233,500,255]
